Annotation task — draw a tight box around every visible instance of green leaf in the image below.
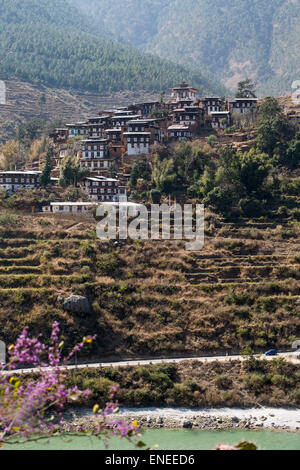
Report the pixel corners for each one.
[236,441,258,451]
[136,441,146,448]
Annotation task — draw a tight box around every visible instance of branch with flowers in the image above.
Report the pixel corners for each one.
[0,322,146,449]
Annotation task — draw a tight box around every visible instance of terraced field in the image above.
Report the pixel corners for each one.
[0,209,299,359]
[0,77,158,142]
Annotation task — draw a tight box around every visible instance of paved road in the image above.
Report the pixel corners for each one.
[5,351,299,375]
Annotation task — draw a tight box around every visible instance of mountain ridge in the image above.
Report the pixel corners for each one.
[70,0,300,96]
[0,0,224,96]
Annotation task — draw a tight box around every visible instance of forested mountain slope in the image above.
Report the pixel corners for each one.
[0,0,223,95]
[71,0,300,95]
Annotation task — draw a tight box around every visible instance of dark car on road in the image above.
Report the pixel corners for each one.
[265,349,278,356]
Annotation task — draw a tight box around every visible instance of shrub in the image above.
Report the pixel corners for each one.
[239,198,262,217]
[277,206,289,217]
[270,374,294,389]
[96,253,118,275]
[243,372,267,392]
[0,212,18,226]
[207,135,218,147]
[80,241,94,256]
[215,374,233,390]
[150,189,161,204]
[291,389,300,404]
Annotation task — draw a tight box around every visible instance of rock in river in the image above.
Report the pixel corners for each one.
[182,420,193,429]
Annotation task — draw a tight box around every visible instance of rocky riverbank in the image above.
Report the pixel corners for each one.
[63,407,300,432]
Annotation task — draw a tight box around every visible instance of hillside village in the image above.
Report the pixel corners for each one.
[0,80,299,419]
[1,1,300,451]
[0,81,262,211]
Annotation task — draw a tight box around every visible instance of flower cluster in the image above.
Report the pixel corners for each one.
[0,323,141,448]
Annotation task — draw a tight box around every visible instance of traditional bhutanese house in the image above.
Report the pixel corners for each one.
[229,98,258,115]
[111,114,140,128]
[210,111,231,129]
[43,200,137,214]
[201,97,223,115]
[176,98,194,108]
[79,138,114,175]
[152,118,169,143]
[87,116,111,138]
[109,143,125,159]
[80,176,126,202]
[123,130,151,156]
[113,108,135,116]
[128,119,166,144]
[80,138,109,160]
[167,124,191,141]
[171,81,197,103]
[43,202,99,214]
[66,122,89,138]
[102,109,118,117]
[167,97,197,112]
[105,128,124,159]
[105,128,122,143]
[172,106,204,126]
[49,128,68,144]
[54,146,69,169]
[0,171,41,192]
[130,101,160,117]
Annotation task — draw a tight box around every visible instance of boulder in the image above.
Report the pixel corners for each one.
[62,295,92,315]
[182,420,193,429]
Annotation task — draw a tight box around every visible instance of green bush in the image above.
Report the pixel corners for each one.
[0,212,18,226]
[270,374,294,388]
[243,372,267,392]
[150,189,161,204]
[215,374,233,389]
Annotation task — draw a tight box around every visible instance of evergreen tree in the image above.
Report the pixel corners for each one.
[236,79,257,98]
[129,163,139,187]
[59,156,89,187]
[40,147,53,187]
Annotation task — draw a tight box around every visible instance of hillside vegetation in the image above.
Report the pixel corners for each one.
[0,78,159,143]
[0,97,299,358]
[71,0,300,95]
[0,204,299,358]
[0,0,223,95]
[65,359,300,409]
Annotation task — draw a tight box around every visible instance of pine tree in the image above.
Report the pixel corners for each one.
[40,147,53,187]
[59,155,89,187]
[236,79,257,98]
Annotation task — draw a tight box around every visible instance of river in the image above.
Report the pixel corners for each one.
[3,429,300,451]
